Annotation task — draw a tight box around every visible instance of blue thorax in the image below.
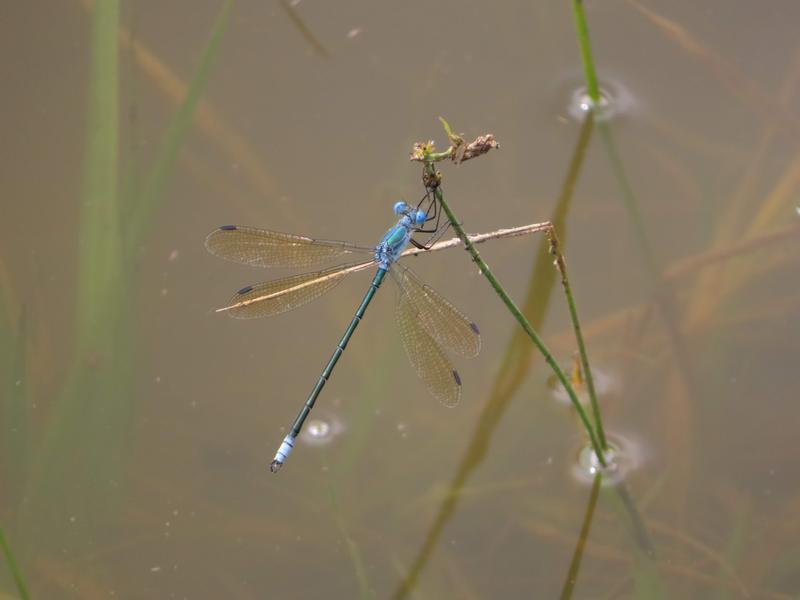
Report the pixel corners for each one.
[374,202,426,269]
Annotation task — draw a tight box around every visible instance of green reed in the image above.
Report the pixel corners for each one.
[567,6,672,594]
[22,0,127,548]
[126,0,234,254]
[324,456,375,600]
[570,0,697,415]
[571,0,601,105]
[415,138,608,464]
[1,298,30,510]
[20,0,233,559]
[0,526,29,600]
[559,472,601,600]
[392,117,597,599]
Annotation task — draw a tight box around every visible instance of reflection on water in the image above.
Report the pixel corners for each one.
[2,0,800,598]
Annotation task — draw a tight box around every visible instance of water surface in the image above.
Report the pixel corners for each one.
[1,1,799,597]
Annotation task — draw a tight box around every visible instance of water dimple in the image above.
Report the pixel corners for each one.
[548,365,614,407]
[577,443,619,476]
[564,79,635,123]
[307,419,331,439]
[396,422,408,439]
[299,414,345,447]
[571,433,643,485]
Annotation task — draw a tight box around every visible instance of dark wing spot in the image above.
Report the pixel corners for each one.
[220,225,237,231]
[470,322,480,334]
[237,285,254,295]
[452,370,462,386]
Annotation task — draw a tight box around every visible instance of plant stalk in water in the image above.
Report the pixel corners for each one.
[0,526,29,600]
[419,158,607,466]
[548,227,608,450]
[571,0,602,105]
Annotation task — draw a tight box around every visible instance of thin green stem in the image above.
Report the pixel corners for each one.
[0,526,30,600]
[597,123,658,275]
[571,0,601,104]
[571,3,650,449]
[426,165,606,466]
[126,0,233,255]
[559,472,602,600]
[424,150,454,162]
[547,230,608,450]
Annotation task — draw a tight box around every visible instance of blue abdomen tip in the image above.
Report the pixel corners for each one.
[452,370,462,386]
[470,322,480,334]
[237,285,254,295]
[220,225,237,231]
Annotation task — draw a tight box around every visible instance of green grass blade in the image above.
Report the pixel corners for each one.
[438,116,454,139]
[632,556,668,600]
[713,496,751,600]
[0,263,22,498]
[21,0,126,554]
[324,465,375,600]
[125,0,234,254]
[559,473,602,600]
[74,0,122,350]
[605,482,669,598]
[2,306,30,506]
[495,113,595,409]
[392,119,595,600]
[597,124,658,276]
[278,0,330,58]
[598,121,699,405]
[0,526,29,600]
[571,0,601,104]
[20,0,234,565]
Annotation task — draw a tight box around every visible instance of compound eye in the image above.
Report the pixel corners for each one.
[414,211,427,226]
[393,201,408,215]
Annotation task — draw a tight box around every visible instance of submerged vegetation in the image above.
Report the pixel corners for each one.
[2,1,233,594]
[0,527,28,600]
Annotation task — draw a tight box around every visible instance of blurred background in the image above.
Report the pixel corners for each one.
[1,0,799,597]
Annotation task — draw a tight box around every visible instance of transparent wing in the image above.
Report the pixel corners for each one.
[392,264,480,357]
[218,261,372,319]
[395,283,462,407]
[205,225,373,269]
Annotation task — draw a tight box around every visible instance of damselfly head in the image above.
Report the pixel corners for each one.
[393,201,426,226]
[412,209,427,226]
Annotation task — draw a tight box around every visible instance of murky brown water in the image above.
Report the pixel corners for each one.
[2,1,799,598]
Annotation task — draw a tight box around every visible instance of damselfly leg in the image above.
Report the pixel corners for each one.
[410,189,451,250]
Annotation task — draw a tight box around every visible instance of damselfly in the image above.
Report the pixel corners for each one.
[206,198,480,472]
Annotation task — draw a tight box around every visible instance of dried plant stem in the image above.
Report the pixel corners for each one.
[401,222,554,257]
